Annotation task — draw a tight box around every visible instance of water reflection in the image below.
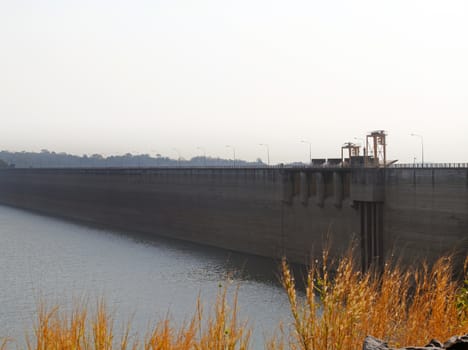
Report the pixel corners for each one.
[0,205,292,349]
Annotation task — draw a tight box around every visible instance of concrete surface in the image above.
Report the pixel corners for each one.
[0,167,465,267]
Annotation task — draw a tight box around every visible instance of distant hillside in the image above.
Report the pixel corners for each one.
[0,150,274,168]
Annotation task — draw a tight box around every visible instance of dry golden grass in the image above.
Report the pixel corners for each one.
[3,250,467,350]
[1,338,9,350]
[277,248,468,350]
[20,286,250,350]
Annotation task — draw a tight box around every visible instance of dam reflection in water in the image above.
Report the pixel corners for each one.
[0,205,291,348]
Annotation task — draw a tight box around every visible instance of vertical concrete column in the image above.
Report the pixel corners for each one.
[376,204,381,263]
[281,171,293,204]
[359,201,384,271]
[300,171,308,205]
[370,203,375,263]
[316,172,325,207]
[333,172,343,208]
[357,202,367,270]
[360,202,372,271]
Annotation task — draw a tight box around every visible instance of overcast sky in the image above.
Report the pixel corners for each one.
[1,1,467,164]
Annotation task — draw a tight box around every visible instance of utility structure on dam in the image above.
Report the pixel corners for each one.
[0,130,466,269]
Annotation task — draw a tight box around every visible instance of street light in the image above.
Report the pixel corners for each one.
[353,137,364,144]
[353,137,365,157]
[197,147,207,167]
[410,133,424,166]
[300,140,312,164]
[173,148,181,167]
[258,144,270,166]
[131,150,141,167]
[225,145,236,167]
[353,137,364,146]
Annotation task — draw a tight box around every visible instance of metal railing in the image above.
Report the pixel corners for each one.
[2,162,467,171]
[389,163,468,169]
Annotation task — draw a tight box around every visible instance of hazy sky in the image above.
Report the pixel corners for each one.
[1,1,467,164]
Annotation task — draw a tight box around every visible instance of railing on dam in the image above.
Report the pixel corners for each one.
[390,163,468,169]
[2,162,467,171]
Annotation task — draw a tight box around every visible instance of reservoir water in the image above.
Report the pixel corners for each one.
[0,205,292,348]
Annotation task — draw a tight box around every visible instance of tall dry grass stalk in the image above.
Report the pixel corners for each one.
[21,286,250,350]
[278,247,468,350]
[1,338,9,350]
[3,251,467,350]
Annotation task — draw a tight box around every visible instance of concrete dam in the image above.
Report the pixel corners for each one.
[0,166,466,267]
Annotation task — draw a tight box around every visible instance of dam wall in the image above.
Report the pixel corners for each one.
[0,167,465,266]
[384,168,468,266]
[0,168,357,263]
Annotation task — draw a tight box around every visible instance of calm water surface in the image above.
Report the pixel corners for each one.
[0,205,292,348]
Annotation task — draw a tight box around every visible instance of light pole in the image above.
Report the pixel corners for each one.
[300,140,312,165]
[410,133,424,166]
[353,137,364,144]
[173,148,181,167]
[131,150,141,167]
[225,145,236,167]
[197,147,207,167]
[258,144,270,166]
[354,137,365,157]
[150,149,159,167]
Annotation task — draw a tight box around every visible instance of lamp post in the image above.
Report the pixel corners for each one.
[258,143,270,166]
[131,150,141,167]
[173,148,181,167]
[410,133,424,166]
[225,145,236,167]
[300,140,312,165]
[353,137,363,143]
[150,149,159,167]
[197,147,207,167]
[353,137,365,157]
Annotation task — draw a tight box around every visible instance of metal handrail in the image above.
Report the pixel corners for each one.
[389,163,468,169]
[2,162,467,171]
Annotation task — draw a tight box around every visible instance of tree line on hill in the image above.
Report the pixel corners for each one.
[0,150,274,168]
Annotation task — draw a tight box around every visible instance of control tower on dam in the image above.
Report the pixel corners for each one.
[0,164,466,269]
